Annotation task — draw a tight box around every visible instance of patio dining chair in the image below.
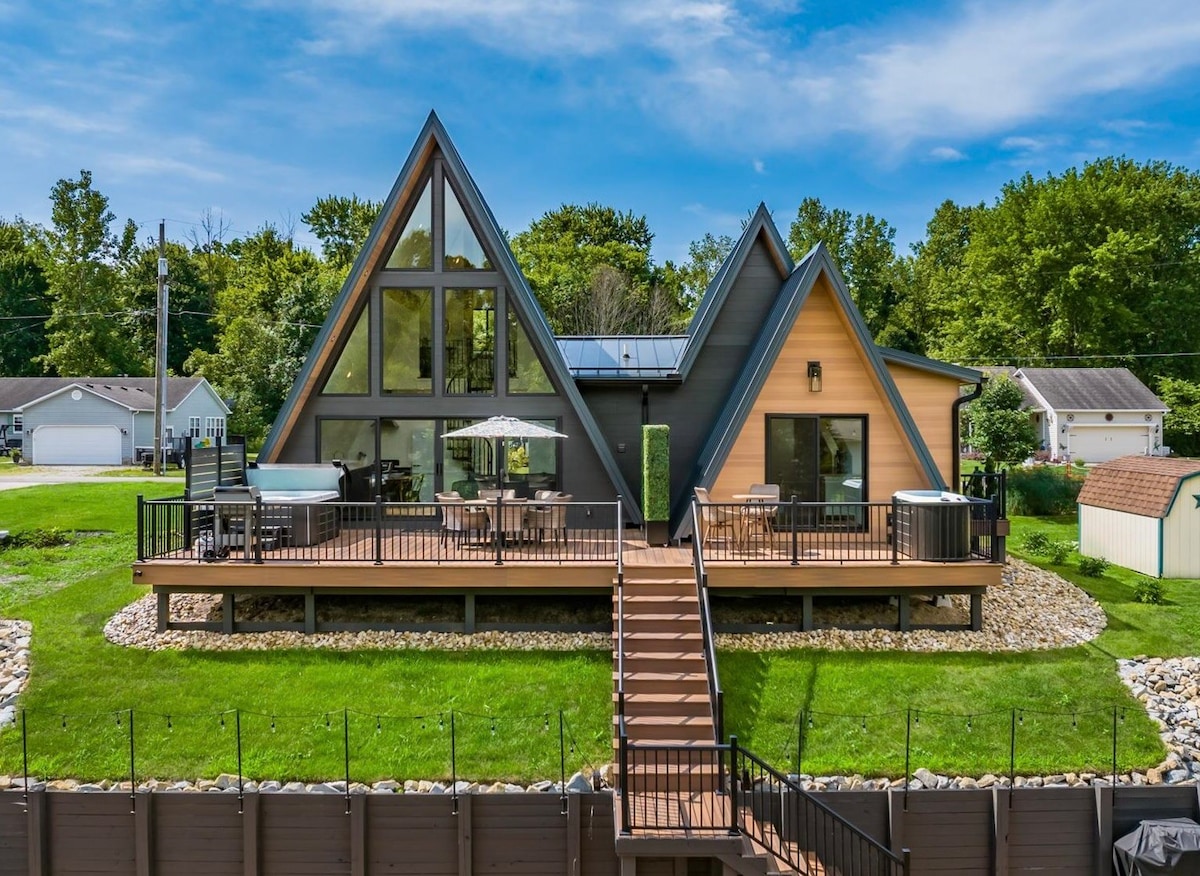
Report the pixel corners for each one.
[486,500,528,548]
[743,482,781,543]
[693,486,738,547]
[436,494,487,547]
[527,493,571,545]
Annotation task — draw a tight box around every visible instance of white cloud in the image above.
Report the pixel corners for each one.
[289,0,1200,155]
[929,146,965,162]
[752,158,765,174]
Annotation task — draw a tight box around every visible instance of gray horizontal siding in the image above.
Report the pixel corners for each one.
[24,391,134,462]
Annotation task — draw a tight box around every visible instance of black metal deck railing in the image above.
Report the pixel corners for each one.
[136,497,622,565]
[691,501,723,746]
[694,497,1002,564]
[735,744,909,875]
[616,735,909,874]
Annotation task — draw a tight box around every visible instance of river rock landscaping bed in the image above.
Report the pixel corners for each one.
[0,619,31,729]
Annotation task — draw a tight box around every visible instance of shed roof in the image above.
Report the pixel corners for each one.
[1077,455,1200,518]
[0,377,217,413]
[1017,368,1165,412]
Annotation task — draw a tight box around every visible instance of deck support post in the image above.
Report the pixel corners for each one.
[464,593,475,633]
[800,595,813,631]
[156,591,170,633]
[897,595,911,632]
[304,591,316,634]
[970,593,983,631]
[222,593,235,634]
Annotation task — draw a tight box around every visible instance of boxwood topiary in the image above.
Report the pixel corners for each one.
[641,425,670,522]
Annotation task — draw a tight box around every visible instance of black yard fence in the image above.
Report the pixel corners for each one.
[8,707,596,816]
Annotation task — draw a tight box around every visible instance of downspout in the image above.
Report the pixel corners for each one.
[952,380,985,490]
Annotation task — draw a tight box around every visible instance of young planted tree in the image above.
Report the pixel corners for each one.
[967,376,1039,470]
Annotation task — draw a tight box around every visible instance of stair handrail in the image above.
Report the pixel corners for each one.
[734,742,910,875]
[691,498,724,745]
[615,552,630,832]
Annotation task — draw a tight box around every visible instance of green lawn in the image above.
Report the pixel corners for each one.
[0,483,1186,782]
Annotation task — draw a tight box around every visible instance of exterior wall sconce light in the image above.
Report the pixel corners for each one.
[807,361,822,393]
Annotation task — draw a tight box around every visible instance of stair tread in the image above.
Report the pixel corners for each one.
[617,671,711,680]
[618,692,711,701]
[620,714,713,725]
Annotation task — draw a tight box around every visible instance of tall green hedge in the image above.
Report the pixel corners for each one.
[1006,465,1084,516]
[642,425,670,522]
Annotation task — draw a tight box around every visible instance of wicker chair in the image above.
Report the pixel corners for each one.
[486,500,528,547]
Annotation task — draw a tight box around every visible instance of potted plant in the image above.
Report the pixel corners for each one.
[642,424,670,546]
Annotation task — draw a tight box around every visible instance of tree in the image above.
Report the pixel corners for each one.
[41,171,141,375]
[185,226,335,444]
[0,219,51,376]
[673,232,734,313]
[126,242,216,375]
[966,376,1039,469]
[786,197,902,336]
[1156,377,1200,457]
[510,203,684,335]
[302,195,382,272]
[930,158,1200,384]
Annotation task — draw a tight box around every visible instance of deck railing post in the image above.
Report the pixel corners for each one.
[728,735,740,835]
[616,495,624,574]
[136,494,145,561]
[790,495,799,566]
[891,496,900,565]
[494,494,504,566]
[253,496,263,564]
[374,495,384,565]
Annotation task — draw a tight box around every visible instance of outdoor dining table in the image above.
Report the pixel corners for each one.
[731,493,774,545]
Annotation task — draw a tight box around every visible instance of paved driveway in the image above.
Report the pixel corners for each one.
[0,466,172,493]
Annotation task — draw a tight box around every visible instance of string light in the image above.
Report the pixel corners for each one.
[914,712,919,728]
[270,716,276,733]
[1018,711,1024,726]
[220,715,226,731]
[325,713,331,731]
[861,716,867,732]
[116,712,121,728]
[376,716,382,734]
[490,717,497,736]
[438,714,444,732]
[543,715,549,732]
[167,715,173,732]
[966,716,972,733]
[1072,713,1077,730]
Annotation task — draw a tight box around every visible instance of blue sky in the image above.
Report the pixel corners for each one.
[2,0,1200,263]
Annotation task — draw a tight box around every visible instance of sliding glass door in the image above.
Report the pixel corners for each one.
[766,415,867,524]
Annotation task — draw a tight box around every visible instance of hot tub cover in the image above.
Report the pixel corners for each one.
[1115,818,1200,875]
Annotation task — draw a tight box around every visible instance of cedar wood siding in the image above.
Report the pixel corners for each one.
[710,274,936,501]
[885,362,965,487]
[577,236,786,516]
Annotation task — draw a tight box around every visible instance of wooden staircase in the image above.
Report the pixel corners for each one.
[613,576,714,751]
[613,574,801,875]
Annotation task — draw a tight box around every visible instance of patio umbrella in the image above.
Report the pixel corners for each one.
[440,416,568,486]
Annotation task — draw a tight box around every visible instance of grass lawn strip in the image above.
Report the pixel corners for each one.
[0,483,1181,783]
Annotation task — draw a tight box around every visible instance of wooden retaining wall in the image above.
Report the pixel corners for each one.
[0,791,618,876]
[3,786,1199,874]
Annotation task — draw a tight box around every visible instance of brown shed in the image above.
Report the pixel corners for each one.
[1078,455,1200,578]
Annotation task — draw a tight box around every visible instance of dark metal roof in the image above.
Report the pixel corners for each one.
[1016,368,1166,411]
[878,348,982,383]
[556,335,686,380]
[0,377,218,413]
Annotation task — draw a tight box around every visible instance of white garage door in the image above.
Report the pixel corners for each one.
[32,425,122,465]
[1068,427,1149,463]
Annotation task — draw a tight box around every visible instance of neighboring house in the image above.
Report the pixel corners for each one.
[1006,367,1167,463]
[1078,455,1200,578]
[257,112,982,534]
[0,377,230,465]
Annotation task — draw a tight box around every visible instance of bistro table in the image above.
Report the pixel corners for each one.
[731,493,774,545]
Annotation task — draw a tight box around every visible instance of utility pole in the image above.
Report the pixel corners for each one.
[152,221,168,476]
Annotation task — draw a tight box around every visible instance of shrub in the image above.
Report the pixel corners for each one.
[641,424,670,522]
[1006,465,1083,515]
[1133,577,1165,605]
[1078,555,1109,577]
[1,527,69,549]
[1072,457,1087,469]
[1046,540,1074,565]
[1022,531,1053,555]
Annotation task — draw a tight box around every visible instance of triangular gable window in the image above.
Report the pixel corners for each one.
[321,306,369,395]
[444,180,492,270]
[386,178,432,269]
[508,307,554,394]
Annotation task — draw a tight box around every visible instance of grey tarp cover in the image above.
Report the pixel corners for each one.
[1115,818,1200,875]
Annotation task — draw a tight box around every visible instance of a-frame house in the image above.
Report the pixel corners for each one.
[259,112,640,518]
